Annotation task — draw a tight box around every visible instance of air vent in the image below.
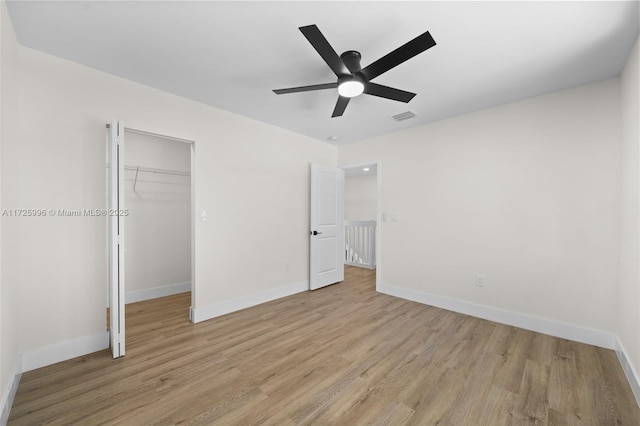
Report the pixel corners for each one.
[392,111,417,122]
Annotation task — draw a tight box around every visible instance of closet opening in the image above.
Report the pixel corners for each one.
[106,123,195,357]
[123,129,192,306]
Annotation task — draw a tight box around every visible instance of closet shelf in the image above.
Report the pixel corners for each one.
[124,165,190,191]
[125,165,190,177]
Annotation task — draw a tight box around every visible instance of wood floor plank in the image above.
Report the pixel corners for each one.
[444,351,508,425]
[338,398,415,426]
[8,266,640,425]
[477,384,518,425]
[512,359,550,424]
[488,326,535,394]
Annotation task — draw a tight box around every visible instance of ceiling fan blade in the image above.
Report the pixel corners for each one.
[273,82,337,95]
[364,82,416,103]
[332,96,350,117]
[360,31,436,81]
[299,25,349,77]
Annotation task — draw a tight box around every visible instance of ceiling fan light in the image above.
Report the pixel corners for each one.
[338,80,364,98]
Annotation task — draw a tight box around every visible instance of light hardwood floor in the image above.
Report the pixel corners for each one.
[9,266,640,425]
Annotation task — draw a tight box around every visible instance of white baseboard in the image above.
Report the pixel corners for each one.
[1,355,22,426]
[22,332,109,373]
[377,282,616,350]
[192,281,308,323]
[345,261,376,270]
[615,336,640,408]
[125,281,191,304]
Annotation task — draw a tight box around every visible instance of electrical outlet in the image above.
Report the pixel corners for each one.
[475,274,484,287]
[285,262,290,271]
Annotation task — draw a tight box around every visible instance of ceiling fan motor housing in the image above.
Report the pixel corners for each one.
[340,50,362,73]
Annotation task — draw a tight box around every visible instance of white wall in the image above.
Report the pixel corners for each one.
[12,46,336,366]
[124,131,191,303]
[340,78,622,340]
[345,174,377,221]
[617,36,640,402]
[0,0,21,420]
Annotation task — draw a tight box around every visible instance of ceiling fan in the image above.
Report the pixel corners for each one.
[273,25,436,118]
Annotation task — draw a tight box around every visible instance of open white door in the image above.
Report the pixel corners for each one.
[108,120,125,358]
[310,163,345,290]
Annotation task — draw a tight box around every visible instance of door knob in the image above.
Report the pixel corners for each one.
[311,230,323,235]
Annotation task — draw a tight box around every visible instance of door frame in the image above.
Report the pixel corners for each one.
[106,123,198,356]
[341,160,382,289]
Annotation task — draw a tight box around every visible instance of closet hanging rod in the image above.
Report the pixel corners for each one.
[124,165,190,177]
[106,123,194,144]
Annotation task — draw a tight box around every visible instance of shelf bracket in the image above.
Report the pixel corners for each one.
[133,166,140,191]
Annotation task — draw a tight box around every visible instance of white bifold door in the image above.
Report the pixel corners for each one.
[108,120,125,358]
[309,163,345,290]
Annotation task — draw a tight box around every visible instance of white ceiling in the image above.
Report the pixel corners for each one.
[6,1,639,145]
